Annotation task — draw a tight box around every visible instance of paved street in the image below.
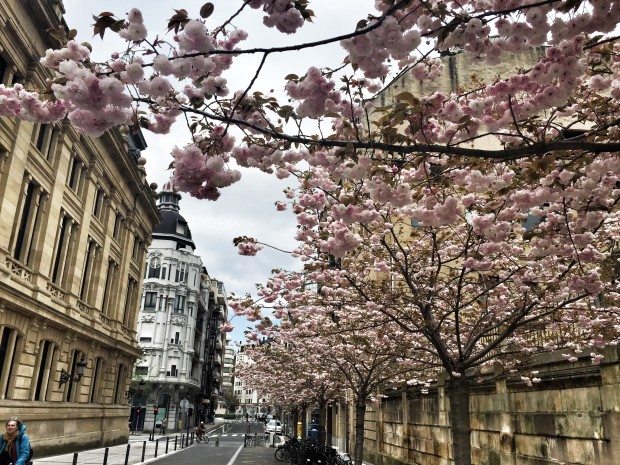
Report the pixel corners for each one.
[33,422,276,465]
[146,422,278,465]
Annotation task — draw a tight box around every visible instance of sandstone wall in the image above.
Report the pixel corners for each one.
[333,347,620,465]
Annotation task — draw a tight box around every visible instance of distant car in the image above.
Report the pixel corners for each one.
[265,419,282,434]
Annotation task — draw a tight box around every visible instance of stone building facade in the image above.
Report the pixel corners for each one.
[0,0,159,455]
[234,345,274,419]
[133,184,228,431]
[216,343,235,416]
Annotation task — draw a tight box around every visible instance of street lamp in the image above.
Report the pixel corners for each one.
[59,356,87,386]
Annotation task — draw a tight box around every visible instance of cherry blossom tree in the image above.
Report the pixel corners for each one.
[236,150,620,465]
[1,2,620,464]
[239,341,344,444]
[233,292,432,464]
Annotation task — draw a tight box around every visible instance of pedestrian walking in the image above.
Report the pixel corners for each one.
[160,418,167,435]
[0,417,31,465]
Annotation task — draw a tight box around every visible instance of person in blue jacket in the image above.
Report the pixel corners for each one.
[0,418,30,465]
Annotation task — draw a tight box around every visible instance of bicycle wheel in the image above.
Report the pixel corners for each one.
[275,446,289,462]
[204,435,210,445]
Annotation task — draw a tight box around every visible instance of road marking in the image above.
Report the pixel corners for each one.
[225,445,243,465]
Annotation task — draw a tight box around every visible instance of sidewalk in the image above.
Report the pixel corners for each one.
[33,425,222,465]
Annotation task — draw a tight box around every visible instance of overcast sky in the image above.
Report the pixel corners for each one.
[62,0,375,342]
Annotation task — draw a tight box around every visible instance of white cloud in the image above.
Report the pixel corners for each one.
[62,0,375,342]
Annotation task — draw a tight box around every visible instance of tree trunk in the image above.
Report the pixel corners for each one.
[326,404,333,447]
[353,401,366,465]
[301,405,307,438]
[319,401,327,445]
[446,376,472,465]
[292,409,299,437]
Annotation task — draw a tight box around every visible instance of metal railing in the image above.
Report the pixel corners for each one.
[65,433,196,465]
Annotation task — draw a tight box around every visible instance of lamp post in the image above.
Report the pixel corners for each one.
[59,356,87,386]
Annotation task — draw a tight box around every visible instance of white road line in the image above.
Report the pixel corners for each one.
[225,445,243,465]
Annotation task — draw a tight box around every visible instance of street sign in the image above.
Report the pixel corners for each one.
[179,398,189,411]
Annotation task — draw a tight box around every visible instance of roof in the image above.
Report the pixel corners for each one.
[152,209,196,250]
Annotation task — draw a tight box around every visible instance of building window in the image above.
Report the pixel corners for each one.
[132,236,142,261]
[0,327,22,400]
[51,211,77,287]
[144,292,157,310]
[176,220,187,235]
[112,213,122,241]
[147,257,161,279]
[174,295,186,313]
[32,124,57,161]
[123,278,138,325]
[139,337,152,343]
[113,364,126,404]
[12,177,48,266]
[67,154,84,193]
[80,238,100,304]
[32,340,57,401]
[135,366,148,376]
[89,357,104,403]
[172,332,180,344]
[93,188,105,220]
[170,365,178,377]
[101,259,119,316]
[175,263,189,283]
[0,55,7,84]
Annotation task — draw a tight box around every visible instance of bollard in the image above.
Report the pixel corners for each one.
[191,431,194,444]
[155,438,159,458]
[141,441,146,462]
[181,434,184,448]
[165,437,169,454]
[174,436,178,451]
[215,436,219,447]
[124,444,130,465]
[103,447,109,465]
[72,452,78,465]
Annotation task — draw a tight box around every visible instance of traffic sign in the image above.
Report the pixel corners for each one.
[179,398,189,411]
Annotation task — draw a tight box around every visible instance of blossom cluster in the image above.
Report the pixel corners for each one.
[247,0,305,34]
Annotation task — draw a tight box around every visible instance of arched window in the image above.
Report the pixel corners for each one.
[0,326,23,399]
[32,340,57,401]
[114,364,127,404]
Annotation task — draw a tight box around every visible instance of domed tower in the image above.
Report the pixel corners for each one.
[152,182,195,251]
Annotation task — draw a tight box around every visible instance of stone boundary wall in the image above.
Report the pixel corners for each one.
[359,349,620,465]
[2,400,130,456]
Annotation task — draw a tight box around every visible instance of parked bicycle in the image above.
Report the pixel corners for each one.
[274,436,352,465]
[244,433,265,447]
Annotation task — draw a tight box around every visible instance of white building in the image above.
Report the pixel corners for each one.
[234,344,273,418]
[133,183,227,431]
[215,340,235,416]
